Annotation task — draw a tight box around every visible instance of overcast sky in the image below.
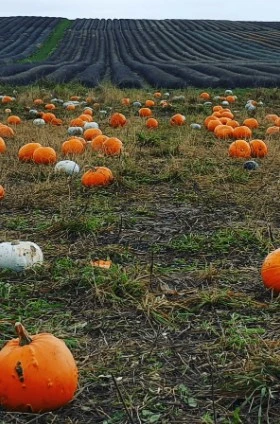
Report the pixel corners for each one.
[1,0,280,21]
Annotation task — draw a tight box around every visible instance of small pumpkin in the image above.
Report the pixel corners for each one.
[243,118,259,129]
[214,124,234,139]
[170,114,186,126]
[139,108,152,118]
[103,137,123,156]
[81,167,114,187]
[145,100,155,107]
[121,98,130,106]
[33,147,57,165]
[109,112,127,128]
[233,126,252,139]
[228,140,251,158]
[0,185,5,200]
[199,92,210,100]
[55,160,80,175]
[266,126,279,135]
[249,139,268,158]
[44,103,56,110]
[83,128,102,141]
[0,124,14,138]
[90,135,108,152]
[41,113,56,124]
[261,249,280,292]
[62,139,85,155]
[18,143,42,162]
[0,137,6,153]
[2,96,14,104]
[0,322,78,412]
[146,118,159,129]
[33,98,44,106]
[70,118,86,127]
[7,115,21,125]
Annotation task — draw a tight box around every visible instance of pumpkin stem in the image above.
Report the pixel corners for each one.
[15,322,32,346]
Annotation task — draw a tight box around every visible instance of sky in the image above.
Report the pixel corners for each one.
[1,0,280,21]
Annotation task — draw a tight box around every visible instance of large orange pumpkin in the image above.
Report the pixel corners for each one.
[145,100,155,107]
[261,249,280,292]
[2,96,13,104]
[18,143,42,162]
[109,113,127,128]
[0,322,78,412]
[249,139,268,158]
[228,140,251,158]
[81,167,114,187]
[33,147,57,164]
[70,118,85,127]
[0,137,6,153]
[103,137,123,156]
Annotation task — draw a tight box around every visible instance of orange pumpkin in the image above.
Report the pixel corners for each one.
[33,99,44,106]
[44,103,56,110]
[83,108,93,116]
[66,104,76,111]
[232,126,252,139]
[0,322,78,412]
[170,114,186,126]
[266,126,279,135]
[70,95,80,101]
[103,137,123,156]
[212,105,223,112]
[139,107,152,118]
[0,185,5,199]
[33,147,57,164]
[90,135,108,152]
[226,119,240,128]
[226,95,236,103]
[154,92,162,98]
[145,100,155,107]
[0,124,15,138]
[109,112,127,128]
[249,139,268,158]
[0,137,6,153]
[78,114,93,123]
[83,128,102,141]
[62,139,85,155]
[18,143,42,162]
[214,124,234,139]
[207,119,222,131]
[41,113,56,124]
[243,118,259,129]
[2,96,13,104]
[274,117,280,127]
[7,115,21,125]
[199,92,210,100]
[81,167,114,187]
[146,118,159,129]
[50,117,63,126]
[220,110,234,119]
[121,98,130,106]
[228,140,251,158]
[265,114,278,123]
[70,118,85,127]
[261,249,280,292]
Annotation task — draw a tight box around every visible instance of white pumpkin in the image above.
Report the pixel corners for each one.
[33,118,46,126]
[55,160,80,175]
[83,122,99,130]
[67,126,83,136]
[0,241,43,272]
[190,123,201,130]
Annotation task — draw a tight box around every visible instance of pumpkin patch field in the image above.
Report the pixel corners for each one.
[2,83,280,423]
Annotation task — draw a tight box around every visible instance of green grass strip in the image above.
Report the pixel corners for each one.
[20,19,73,63]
